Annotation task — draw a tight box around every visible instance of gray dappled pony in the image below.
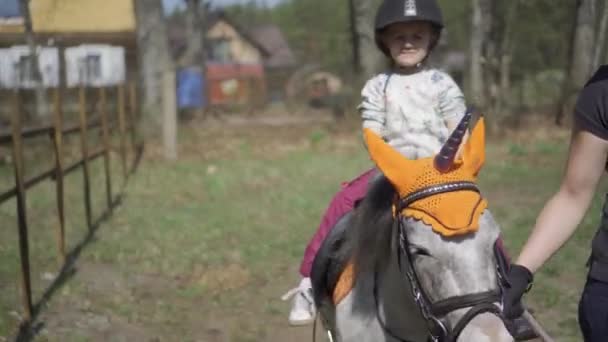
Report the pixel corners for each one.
[313,114,513,342]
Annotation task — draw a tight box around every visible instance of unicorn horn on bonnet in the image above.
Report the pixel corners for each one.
[434,109,473,172]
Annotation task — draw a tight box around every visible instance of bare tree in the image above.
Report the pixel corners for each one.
[469,0,520,127]
[592,0,608,71]
[468,0,487,110]
[555,0,597,125]
[18,0,47,120]
[494,0,519,121]
[350,0,380,79]
[180,0,206,69]
[348,0,360,74]
[134,0,173,134]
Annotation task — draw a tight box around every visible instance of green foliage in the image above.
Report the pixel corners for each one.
[437,0,573,81]
[222,0,575,89]
[509,0,574,82]
[269,0,352,74]
[220,0,275,28]
[224,0,381,75]
[437,0,470,50]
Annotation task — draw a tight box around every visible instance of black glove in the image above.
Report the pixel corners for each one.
[502,264,534,319]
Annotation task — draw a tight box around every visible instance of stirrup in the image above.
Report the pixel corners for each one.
[326,329,335,342]
[313,314,335,342]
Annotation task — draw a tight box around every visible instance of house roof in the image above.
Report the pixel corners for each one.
[168,10,269,62]
[208,11,269,56]
[0,0,135,34]
[248,24,296,69]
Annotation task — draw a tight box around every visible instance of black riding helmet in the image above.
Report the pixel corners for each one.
[374,0,444,57]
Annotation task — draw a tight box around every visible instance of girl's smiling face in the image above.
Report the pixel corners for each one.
[381,21,435,69]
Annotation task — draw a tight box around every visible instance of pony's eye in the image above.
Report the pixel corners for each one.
[410,246,431,257]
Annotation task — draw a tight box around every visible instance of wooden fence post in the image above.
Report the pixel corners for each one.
[117,84,127,180]
[99,87,112,209]
[52,87,66,264]
[127,82,137,146]
[129,81,139,122]
[127,81,139,175]
[10,89,33,322]
[162,70,177,161]
[78,85,93,230]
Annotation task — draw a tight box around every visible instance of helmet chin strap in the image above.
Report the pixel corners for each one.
[394,60,425,74]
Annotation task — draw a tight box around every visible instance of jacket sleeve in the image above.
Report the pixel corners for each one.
[358,74,388,136]
[574,66,608,141]
[436,71,466,123]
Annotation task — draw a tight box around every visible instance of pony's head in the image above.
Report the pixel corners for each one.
[359,114,513,341]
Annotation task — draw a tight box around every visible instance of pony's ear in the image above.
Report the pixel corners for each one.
[463,117,486,176]
[363,128,414,188]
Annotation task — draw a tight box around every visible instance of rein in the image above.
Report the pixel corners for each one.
[372,181,504,342]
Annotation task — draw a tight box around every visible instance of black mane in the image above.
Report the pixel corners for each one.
[339,174,396,277]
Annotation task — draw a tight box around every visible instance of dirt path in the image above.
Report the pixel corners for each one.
[32,260,321,342]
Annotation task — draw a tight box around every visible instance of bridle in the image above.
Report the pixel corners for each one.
[374,181,505,342]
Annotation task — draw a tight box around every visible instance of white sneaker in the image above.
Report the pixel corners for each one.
[281,277,317,326]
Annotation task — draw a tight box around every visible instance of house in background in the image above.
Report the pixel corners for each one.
[170,11,271,109]
[64,45,126,87]
[0,0,136,88]
[0,46,59,88]
[170,11,297,108]
[205,12,269,108]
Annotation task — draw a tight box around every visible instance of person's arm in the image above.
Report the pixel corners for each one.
[359,74,388,138]
[504,66,608,321]
[503,125,608,320]
[516,126,608,272]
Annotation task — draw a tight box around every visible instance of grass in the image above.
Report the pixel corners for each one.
[0,117,599,341]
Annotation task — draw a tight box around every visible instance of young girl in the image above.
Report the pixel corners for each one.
[284,1,535,335]
[282,0,465,326]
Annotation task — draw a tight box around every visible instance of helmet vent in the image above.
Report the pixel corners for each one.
[404,0,417,16]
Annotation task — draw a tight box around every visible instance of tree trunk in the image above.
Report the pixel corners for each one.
[180,0,205,67]
[592,0,608,71]
[348,0,361,74]
[19,0,47,121]
[556,0,597,125]
[483,0,499,117]
[469,0,486,109]
[495,0,519,122]
[134,0,173,135]
[351,0,380,79]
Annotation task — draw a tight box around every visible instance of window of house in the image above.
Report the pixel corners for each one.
[15,55,35,85]
[208,38,232,63]
[78,54,101,82]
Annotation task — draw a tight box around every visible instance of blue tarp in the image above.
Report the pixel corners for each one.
[177,68,205,109]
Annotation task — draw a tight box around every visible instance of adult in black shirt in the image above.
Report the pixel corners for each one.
[503,65,608,341]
